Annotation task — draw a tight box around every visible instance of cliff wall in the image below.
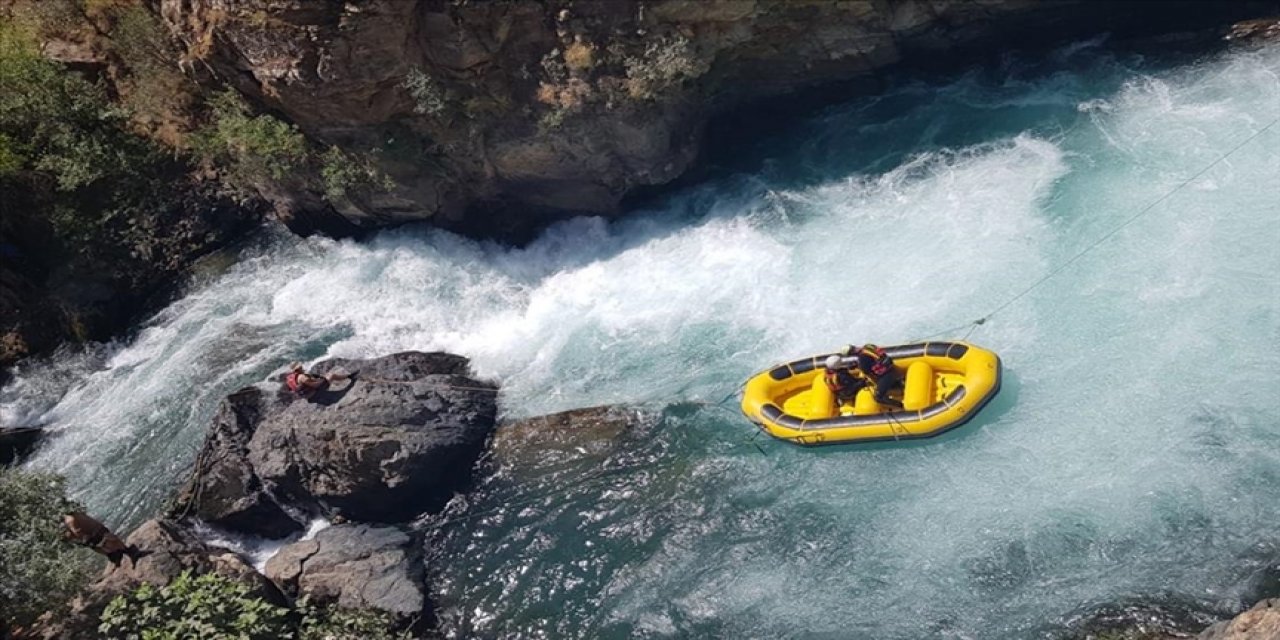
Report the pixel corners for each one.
[159,0,1272,239]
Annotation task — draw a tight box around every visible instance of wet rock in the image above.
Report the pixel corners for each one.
[0,426,43,465]
[1225,18,1280,44]
[263,524,427,626]
[1199,600,1280,640]
[93,519,278,600]
[1064,598,1221,640]
[490,405,649,476]
[171,352,498,537]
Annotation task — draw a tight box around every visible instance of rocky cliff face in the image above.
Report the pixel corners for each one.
[156,0,1269,240]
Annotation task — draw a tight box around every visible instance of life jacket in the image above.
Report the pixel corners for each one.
[858,344,894,377]
[824,368,860,393]
[285,371,303,393]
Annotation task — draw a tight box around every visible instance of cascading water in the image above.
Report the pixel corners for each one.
[2,37,1278,638]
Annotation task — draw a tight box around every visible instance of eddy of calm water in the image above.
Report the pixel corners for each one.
[2,38,1279,639]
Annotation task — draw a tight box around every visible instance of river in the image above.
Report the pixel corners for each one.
[3,36,1279,639]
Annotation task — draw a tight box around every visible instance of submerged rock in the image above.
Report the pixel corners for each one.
[264,524,427,627]
[490,405,650,475]
[171,352,498,537]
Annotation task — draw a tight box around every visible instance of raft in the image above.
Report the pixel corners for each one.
[740,342,1001,446]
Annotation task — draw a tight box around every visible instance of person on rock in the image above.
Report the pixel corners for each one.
[842,343,904,409]
[284,363,348,400]
[823,354,866,409]
[62,511,144,567]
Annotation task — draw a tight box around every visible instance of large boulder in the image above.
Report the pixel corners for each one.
[171,352,498,537]
[264,524,427,627]
[1199,600,1280,640]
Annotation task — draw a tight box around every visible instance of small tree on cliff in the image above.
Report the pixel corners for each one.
[0,468,96,631]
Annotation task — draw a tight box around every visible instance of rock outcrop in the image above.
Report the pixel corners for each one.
[1226,17,1280,43]
[0,426,43,465]
[155,0,1272,239]
[1199,600,1280,640]
[264,524,427,627]
[171,351,498,537]
[92,519,279,601]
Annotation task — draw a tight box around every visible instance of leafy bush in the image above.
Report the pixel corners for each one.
[402,66,446,117]
[0,22,148,191]
[99,578,412,640]
[0,469,95,629]
[297,598,412,640]
[319,145,394,201]
[99,571,293,640]
[191,90,308,187]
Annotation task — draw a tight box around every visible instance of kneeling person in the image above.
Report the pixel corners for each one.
[844,343,904,409]
[823,355,866,409]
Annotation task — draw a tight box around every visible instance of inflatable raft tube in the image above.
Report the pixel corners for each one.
[740,342,1002,446]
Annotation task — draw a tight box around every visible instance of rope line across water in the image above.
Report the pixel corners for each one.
[912,113,1280,343]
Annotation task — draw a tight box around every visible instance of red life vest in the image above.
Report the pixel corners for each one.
[859,344,893,376]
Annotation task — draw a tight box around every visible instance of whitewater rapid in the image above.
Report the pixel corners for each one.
[3,38,1279,638]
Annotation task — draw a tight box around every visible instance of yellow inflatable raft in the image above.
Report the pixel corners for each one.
[740,341,1001,446]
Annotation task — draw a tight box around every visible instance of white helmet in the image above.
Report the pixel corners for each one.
[825,355,842,370]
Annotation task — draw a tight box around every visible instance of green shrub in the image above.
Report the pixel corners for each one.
[297,598,412,640]
[191,89,308,187]
[0,18,188,268]
[0,469,95,629]
[0,21,147,191]
[319,145,394,201]
[0,132,22,176]
[99,571,293,640]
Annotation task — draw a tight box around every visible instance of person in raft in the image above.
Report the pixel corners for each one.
[823,354,866,408]
[284,363,348,399]
[843,343,904,409]
[63,511,145,567]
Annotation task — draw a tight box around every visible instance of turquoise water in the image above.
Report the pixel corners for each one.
[3,38,1280,638]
